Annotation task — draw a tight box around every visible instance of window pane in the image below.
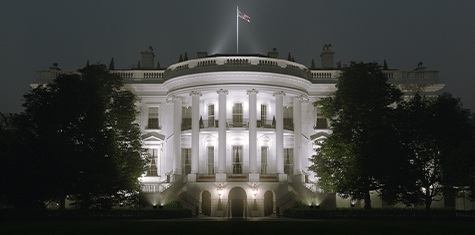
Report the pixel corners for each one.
[148,107,159,129]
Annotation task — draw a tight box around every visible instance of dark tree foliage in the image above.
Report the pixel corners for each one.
[0,64,146,210]
[309,61,402,209]
[395,93,473,209]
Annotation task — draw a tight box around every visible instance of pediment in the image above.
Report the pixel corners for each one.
[142,132,165,142]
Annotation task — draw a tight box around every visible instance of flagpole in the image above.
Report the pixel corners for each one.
[237,6,239,54]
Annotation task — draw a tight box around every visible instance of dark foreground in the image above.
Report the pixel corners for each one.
[2,219,475,235]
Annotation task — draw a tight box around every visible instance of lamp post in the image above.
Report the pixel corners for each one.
[217,183,223,198]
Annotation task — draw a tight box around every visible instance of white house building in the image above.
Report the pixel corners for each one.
[35,45,447,216]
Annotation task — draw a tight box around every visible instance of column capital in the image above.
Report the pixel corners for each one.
[217,89,229,95]
[189,91,202,97]
[293,94,308,102]
[246,89,259,95]
[273,91,286,97]
[166,95,182,104]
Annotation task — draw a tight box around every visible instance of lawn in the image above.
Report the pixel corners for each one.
[2,220,475,235]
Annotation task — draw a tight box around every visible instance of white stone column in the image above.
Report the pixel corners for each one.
[170,95,182,179]
[216,89,228,182]
[247,89,259,182]
[189,91,201,182]
[293,95,303,176]
[273,91,286,181]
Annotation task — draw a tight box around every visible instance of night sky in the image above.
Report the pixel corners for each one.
[1,0,474,113]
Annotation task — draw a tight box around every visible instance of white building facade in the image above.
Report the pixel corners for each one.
[36,45,445,216]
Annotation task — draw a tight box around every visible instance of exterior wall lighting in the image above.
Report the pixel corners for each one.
[252,184,258,198]
[217,183,223,197]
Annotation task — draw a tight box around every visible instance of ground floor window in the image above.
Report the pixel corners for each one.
[232,146,243,174]
[146,148,159,176]
[182,148,191,175]
[284,148,293,175]
[207,146,214,175]
[261,146,268,175]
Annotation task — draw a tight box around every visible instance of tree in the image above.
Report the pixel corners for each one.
[309,61,402,209]
[395,93,473,209]
[3,64,146,210]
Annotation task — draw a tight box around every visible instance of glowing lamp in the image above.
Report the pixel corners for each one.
[217,184,223,197]
[251,184,258,198]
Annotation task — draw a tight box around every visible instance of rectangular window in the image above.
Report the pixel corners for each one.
[232,146,243,174]
[182,106,192,130]
[232,103,243,127]
[260,104,267,127]
[146,148,159,176]
[261,146,268,175]
[284,148,293,175]
[207,146,214,175]
[147,107,159,129]
[315,106,328,129]
[181,148,191,175]
[208,104,214,127]
[283,107,293,130]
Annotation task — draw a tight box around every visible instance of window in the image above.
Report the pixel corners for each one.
[261,104,267,127]
[261,146,268,175]
[181,148,191,175]
[147,107,159,129]
[208,104,214,127]
[283,107,293,130]
[284,148,293,175]
[146,148,159,176]
[232,103,243,127]
[315,106,328,129]
[232,146,243,174]
[182,106,192,130]
[207,146,214,175]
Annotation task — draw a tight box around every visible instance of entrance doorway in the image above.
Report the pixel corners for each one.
[201,191,211,216]
[228,187,247,218]
[264,191,273,216]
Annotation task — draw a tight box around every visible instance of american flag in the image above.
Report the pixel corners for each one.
[238,10,251,22]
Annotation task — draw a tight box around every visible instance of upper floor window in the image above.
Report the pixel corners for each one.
[283,107,293,130]
[232,103,243,127]
[314,106,329,129]
[147,107,159,129]
[208,104,215,128]
[260,104,267,127]
[182,106,192,130]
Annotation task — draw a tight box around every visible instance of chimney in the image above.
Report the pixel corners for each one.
[267,48,278,58]
[140,46,155,69]
[320,44,335,69]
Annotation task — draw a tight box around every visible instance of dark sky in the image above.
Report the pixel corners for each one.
[1,0,474,113]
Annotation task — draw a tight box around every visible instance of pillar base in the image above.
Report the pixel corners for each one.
[278,173,288,182]
[216,173,227,182]
[187,173,197,182]
[249,173,260,182]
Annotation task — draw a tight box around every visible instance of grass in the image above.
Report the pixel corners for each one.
[2,220,475,235]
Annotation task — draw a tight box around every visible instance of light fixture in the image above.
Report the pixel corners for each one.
[251,184,258,198]
[217,184,223,198]
[153,204,157,209]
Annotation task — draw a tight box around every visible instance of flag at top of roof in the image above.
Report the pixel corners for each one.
[238,10,251,22]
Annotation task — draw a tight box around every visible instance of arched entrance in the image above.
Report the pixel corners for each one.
[228,187,247,218]
[201,191,211,216]
[264,191,273,216]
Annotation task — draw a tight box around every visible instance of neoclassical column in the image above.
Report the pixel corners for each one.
[293,95,303,176]
[247,89,259,181]
[216,89,228,182]
[273,91,285,177]
[169,95,183,178]
[189,91,202,182]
